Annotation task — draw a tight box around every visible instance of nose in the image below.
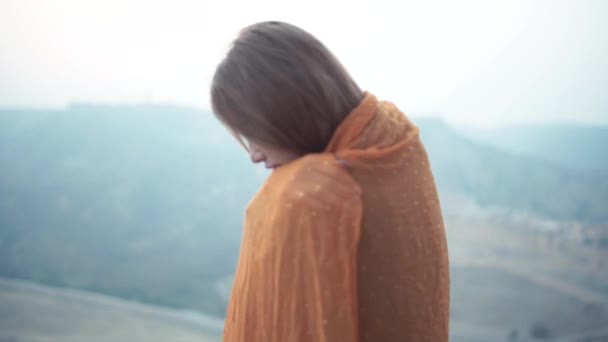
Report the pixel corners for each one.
[250,150,265,164]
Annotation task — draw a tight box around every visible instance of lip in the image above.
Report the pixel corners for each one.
[265,163,279,170]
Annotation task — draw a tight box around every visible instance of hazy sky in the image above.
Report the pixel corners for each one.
[1,0,606,126]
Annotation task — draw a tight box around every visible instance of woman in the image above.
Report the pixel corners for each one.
[211,21,450,342]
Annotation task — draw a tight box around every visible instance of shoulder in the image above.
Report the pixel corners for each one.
[270,154,362,212]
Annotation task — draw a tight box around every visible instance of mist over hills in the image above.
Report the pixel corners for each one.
[0,104,264,314]
[461,123,608,173]
[0,104,606,320]
[417,118,608,223]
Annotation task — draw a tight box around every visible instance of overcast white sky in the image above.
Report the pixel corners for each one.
[0,0,606,126]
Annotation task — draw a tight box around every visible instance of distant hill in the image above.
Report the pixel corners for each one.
[416,118,608,224]
[0,105,606,320]
[0,104,266,316]
[460,123,608,172]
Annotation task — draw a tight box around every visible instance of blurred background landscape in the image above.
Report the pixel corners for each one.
[1,105,607,342]
[1,0,607,341]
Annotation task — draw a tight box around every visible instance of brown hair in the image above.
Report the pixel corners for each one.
[210,21,363,153]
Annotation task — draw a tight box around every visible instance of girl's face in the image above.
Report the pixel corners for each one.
[247,139,302,170]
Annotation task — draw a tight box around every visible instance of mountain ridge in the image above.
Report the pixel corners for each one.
[0,104,606,318]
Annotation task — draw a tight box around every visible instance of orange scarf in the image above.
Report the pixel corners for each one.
[223,93,450,342]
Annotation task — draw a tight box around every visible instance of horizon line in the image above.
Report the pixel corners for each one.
[0,101,606,128]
